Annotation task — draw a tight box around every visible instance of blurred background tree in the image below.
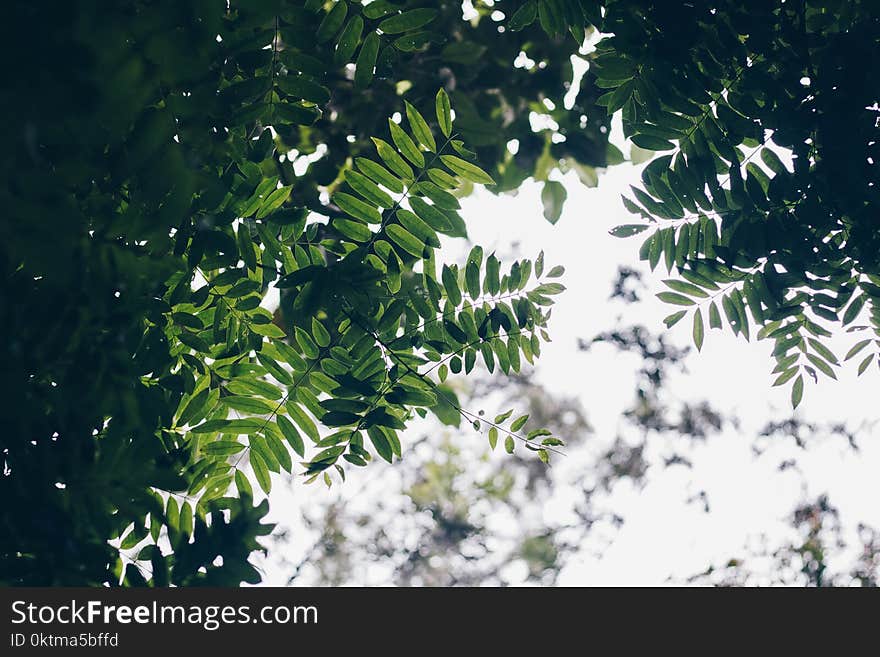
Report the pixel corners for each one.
[273,270,879,586]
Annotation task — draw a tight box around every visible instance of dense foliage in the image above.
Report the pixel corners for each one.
[2,1,876,585]
[601,1,880,406]
[1,0,574,586]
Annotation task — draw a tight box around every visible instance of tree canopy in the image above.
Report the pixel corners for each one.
[1,0,877,585]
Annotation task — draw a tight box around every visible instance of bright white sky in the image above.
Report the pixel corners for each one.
[257,117,880,587]
[459,152,880,585]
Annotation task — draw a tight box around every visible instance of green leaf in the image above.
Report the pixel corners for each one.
[431,385,461,427]
[609,224,650,238]
[203,440,245,456]
[257,350,293,385]
[344,169,393,207]
[773,366,799,387]
[367,426,393,463]
[807,338,838,365]
[276,75,330,105]
[372,137,414,180]
[334,16,363,66]
[172,311,204,330]
[510,414,529,432]
[378,8,438,34]
[250,451,272,494]
[178,331,212,353]
[272,338,308,372]
[388,119,425,167]
[663,279,709,298]
[363,1,396,19]
[221,396,276,415]
[177,388,210,427]
[191,418,264,434]
[465,261,481,300]
[508,0,537,31]
[316,0,348,43]
[450,139,476,159]
[536,0,563,35]
[692,308,704,351]
[444,319,467,344]
[275,102,322,126]
[663,310,687,328]
[742,279,765,324]
[845,339,872,361]
[485,254,500,294]
[722,294,741,334]
[321,411,361,427]
[415,183,460,211]
[356,157,404,193]
[386,223,427,257]
[806,353,837,380]
[354,31,380,89]
[277,415,305,457]
[279,50,324,75]
[594,55,636,81]
[540,180,567,224]
[295,326,320,359]
[311,318,331,348]
[287,402,320,443]
[760,148,788,175]
[234,469,253,497]
[397,209,440,248]
[404,100,436,152]
[791,374,804,409]
[227,378,282,403]
[426,167,458,189]
[250,323,286,338]
[335,217,372,242]
[842,293,865,326]
[440,155,495,185]
[631,134,675,151]
[656,291,696,306]
[442,265,462,306]
[435,89,452,137]
[709,300,722,329]
[179,502,193,538]
[662,226,676,272]
[264,431,292,472]
[607,79,635,114]
[534,282,565,296]
[504,435,515,454]
[409,197,452,232]
[332,191,382,224]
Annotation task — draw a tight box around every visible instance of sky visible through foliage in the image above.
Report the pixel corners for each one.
[256,122,880,585]
[6,0,878,587]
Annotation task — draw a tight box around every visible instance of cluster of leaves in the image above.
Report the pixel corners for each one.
[172,93,565,514]
[283,0,618,224]
[2,1,578,585]
[596,0,880,406]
